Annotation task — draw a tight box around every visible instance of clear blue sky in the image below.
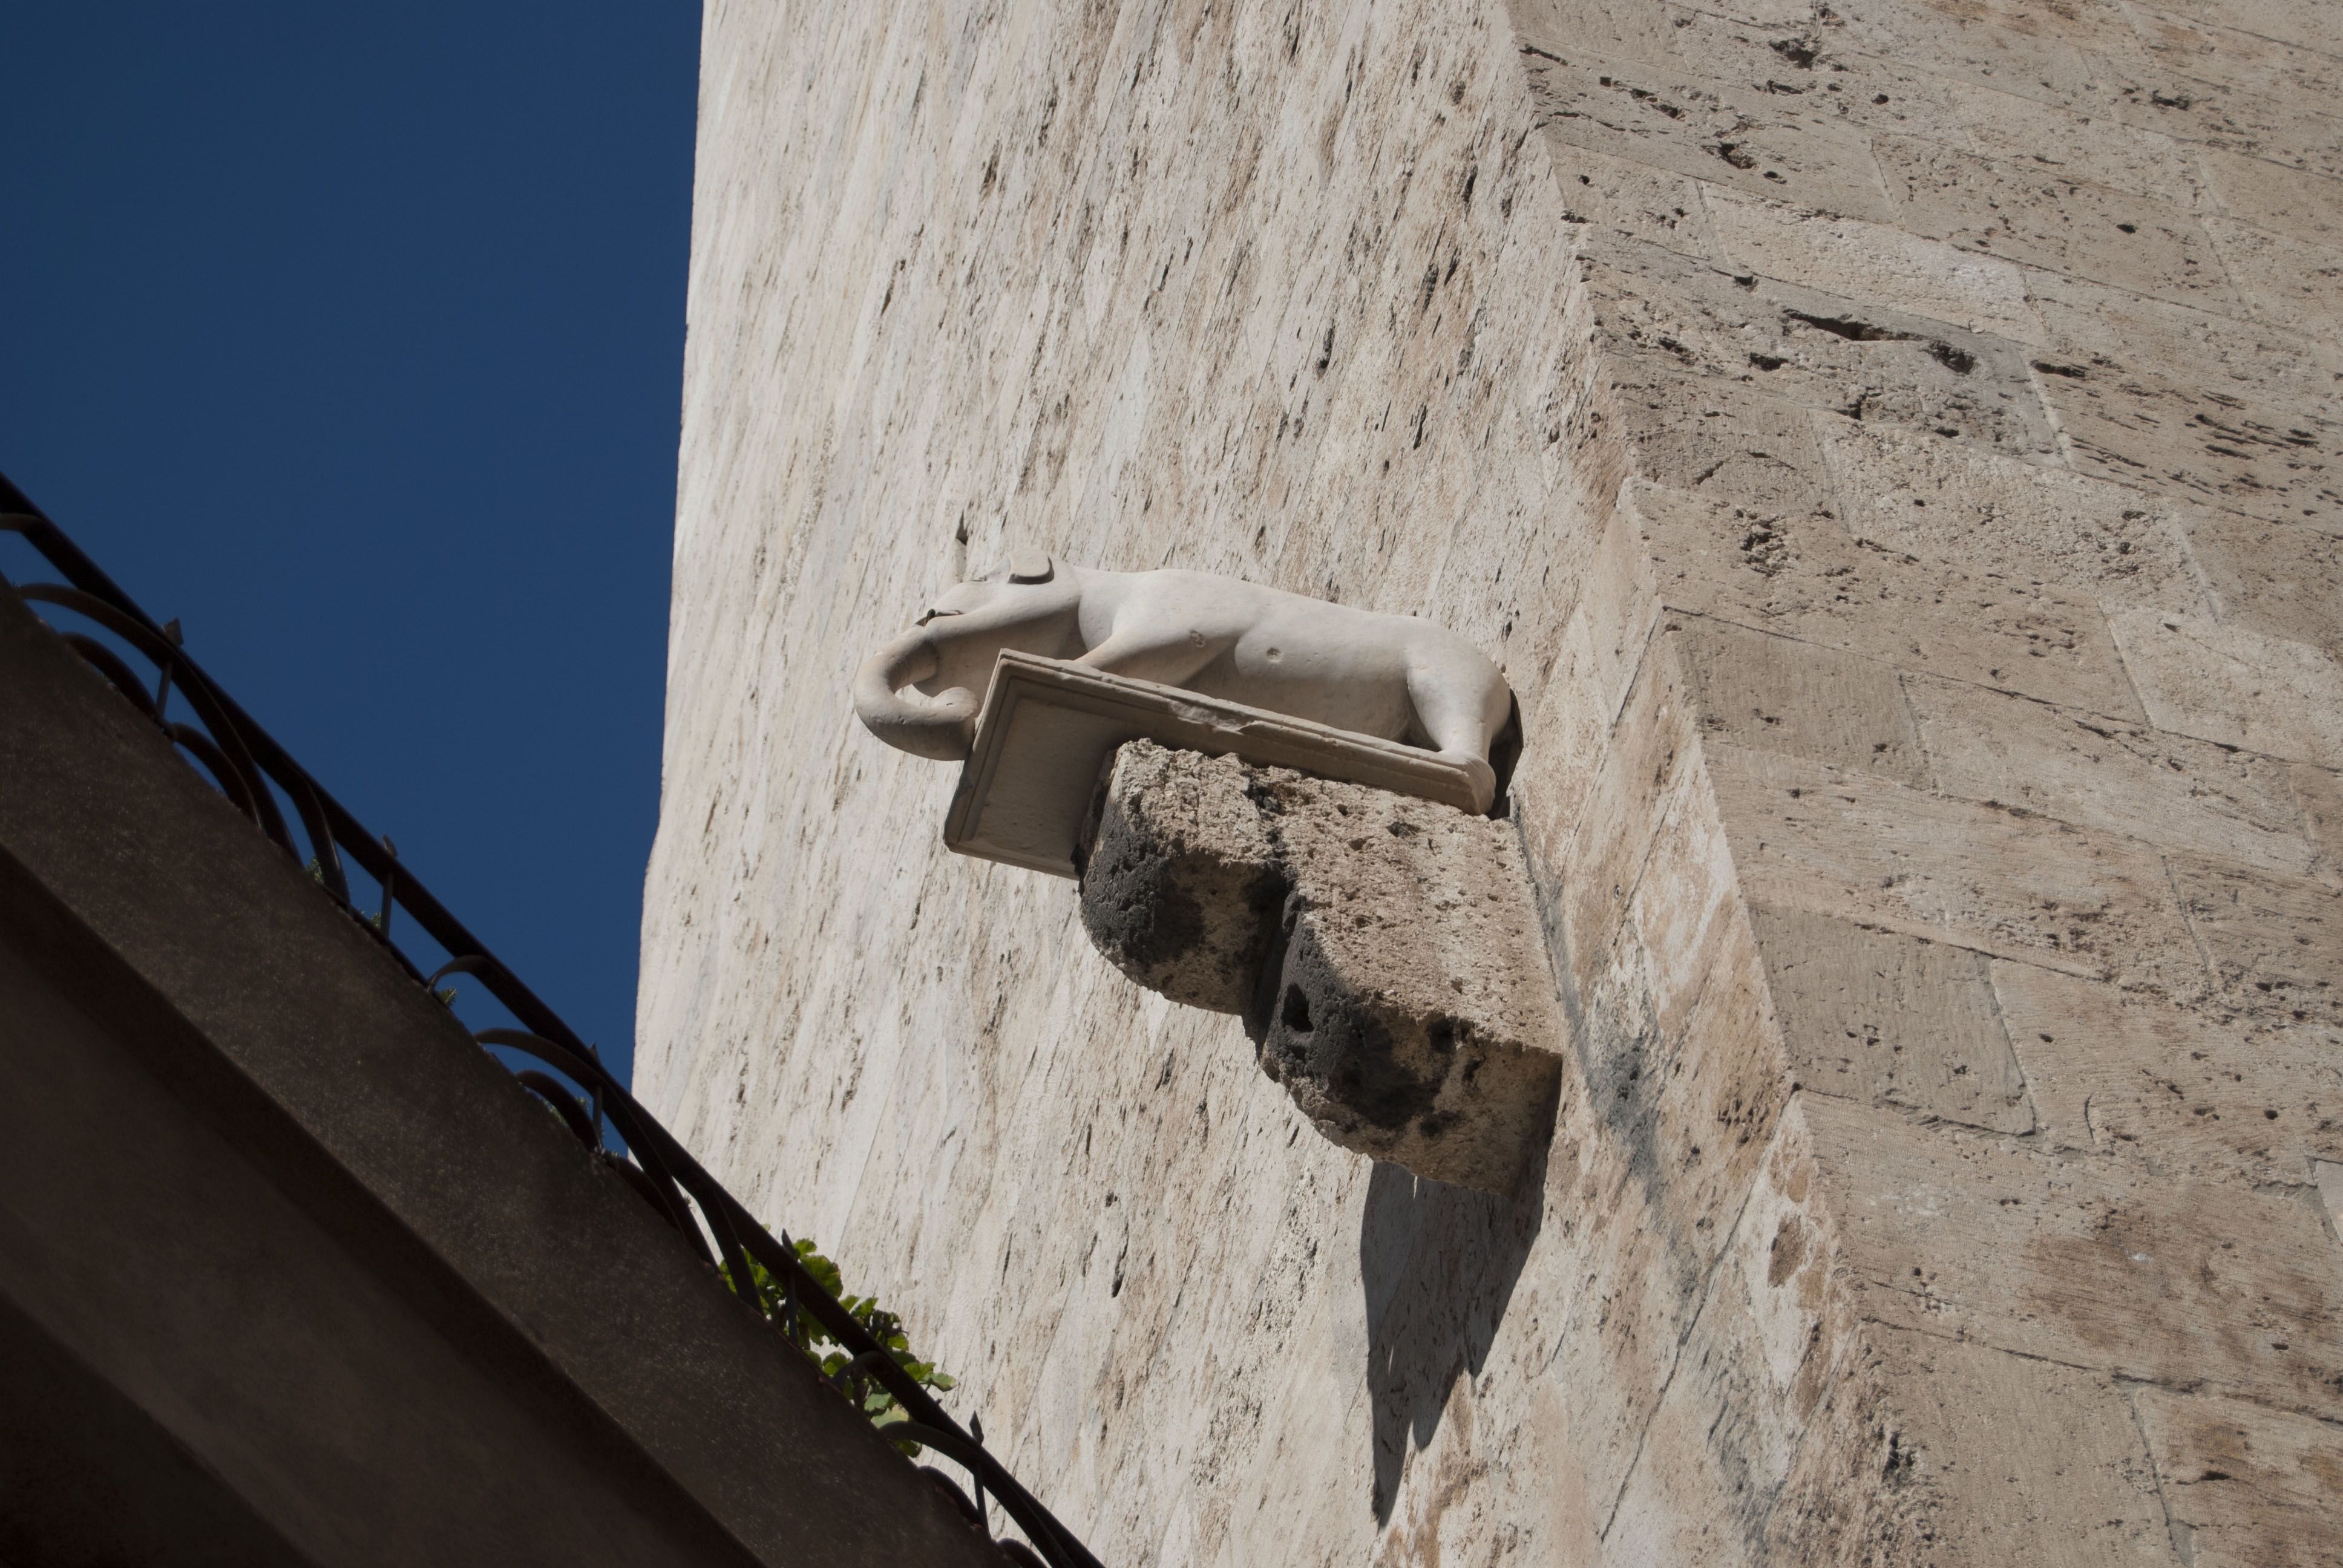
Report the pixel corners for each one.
[0,4,703,1085]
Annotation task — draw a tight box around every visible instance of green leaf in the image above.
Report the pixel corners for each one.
[739,1227,957,1446]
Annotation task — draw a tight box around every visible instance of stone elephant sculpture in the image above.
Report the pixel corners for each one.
[851,551,1515,811]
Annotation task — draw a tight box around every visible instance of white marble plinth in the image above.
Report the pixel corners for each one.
[941,651,1485,878]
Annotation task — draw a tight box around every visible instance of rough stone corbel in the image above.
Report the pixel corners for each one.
[846,558,1556,1191]
[1077,740,1563,1194]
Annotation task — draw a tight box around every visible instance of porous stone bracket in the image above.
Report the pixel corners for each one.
[1077,740,1563,1194]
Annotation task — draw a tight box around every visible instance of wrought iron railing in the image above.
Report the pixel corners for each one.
[0,472,1099,1568]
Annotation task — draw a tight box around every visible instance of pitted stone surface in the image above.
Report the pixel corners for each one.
[1080,741,1563,1193]
[1076,742,1281,1014]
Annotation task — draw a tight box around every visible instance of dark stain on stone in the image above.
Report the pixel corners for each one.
[1783,309,1974,377]
[1256,914,1446,1134]
[1487,692,1524,815]
[1100,858,1207,970]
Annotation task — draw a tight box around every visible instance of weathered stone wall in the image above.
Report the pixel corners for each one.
[1514,3,2343,1561]
[644,1,2342,1561]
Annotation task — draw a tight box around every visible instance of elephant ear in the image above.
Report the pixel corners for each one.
[1005,548,1054,584]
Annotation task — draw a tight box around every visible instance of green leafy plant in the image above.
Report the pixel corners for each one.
[736,1235,955,1452]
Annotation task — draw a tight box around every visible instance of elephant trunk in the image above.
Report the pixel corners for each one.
[851,627,981,760]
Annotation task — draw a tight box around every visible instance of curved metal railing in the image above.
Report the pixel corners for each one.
[0,473,1098,1568]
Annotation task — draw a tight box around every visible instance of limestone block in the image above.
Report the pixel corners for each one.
[1703,191,2045,341]
[1657,5,1979,148]
[1601,1233,1802,1563]
[1600,1109,1842,1564]
[2108,69,2342,181]
[1532,963,1765,1522]
[1584,235,2059,457]
[1991,962,2343,1185]
[1748,904,2033,1133]
[1669,616,1927,783]
[1804,1095,2343,1423]
[1870,132,2240,312]
[1824,0,2339,177]
[2169,852,2343,1026]
[2203,215,2343,340]
[1628,727,1754,1045]
[1073,739,1280,1014]
[1510,502,1662,860]
[1636,480,2152,722]
[1709,742,2207,994]
[1815,418,2211,613]
[1605,364,1841,515]
[1901,675,2315,877]
[2109,609,2343,768]
[2193,143,2343,251]
[1950,84,2202,203]
[1545,631,1700,1005]
[1507,0,1683,68]
[2129,7,2343,126]
[1576,854,1794,1313]
[2134,1387,2343,1568]
[1509,36,1896,221]
[2187,506,2343,662]
[1687,0,1825,27]
[2034,365,2339,532]
[1077,740,1562,1194]
[2293,762,2343,888]
[1541,143,1725,260]
[1763,1322,2178,1568]
[2137,13,2343,159]
[2156,0,2343,60]
[2014,266,2341,413]
[1819,0,2151,96]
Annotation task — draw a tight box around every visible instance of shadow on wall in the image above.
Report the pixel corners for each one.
[1360,1140,1547,1521]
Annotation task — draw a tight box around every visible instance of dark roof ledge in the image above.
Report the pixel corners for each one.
[0,581,1009,1566]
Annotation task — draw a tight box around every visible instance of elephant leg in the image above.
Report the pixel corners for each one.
[1076,629,1227,688]
[1407,656,1507,813]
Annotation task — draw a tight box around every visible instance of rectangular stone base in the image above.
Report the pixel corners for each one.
[943,651,1484,878]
